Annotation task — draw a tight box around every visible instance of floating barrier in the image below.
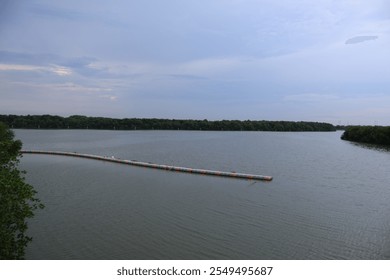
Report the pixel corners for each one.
[20,150,273,181]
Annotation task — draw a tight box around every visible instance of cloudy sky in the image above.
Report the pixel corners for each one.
[0,0,389,124]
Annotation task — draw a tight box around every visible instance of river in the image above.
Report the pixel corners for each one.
[14,129,390,259]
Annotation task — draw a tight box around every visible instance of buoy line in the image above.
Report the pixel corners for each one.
[20,150,273,181]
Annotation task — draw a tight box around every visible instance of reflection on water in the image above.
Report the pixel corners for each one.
[347,141,390,153]
[14,130,390,259]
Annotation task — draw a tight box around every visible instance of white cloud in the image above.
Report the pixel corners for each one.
[0,63,44,71]
[50,65,72,76]
[8,81,112,93]
[50,82,112,92]
[100,94,118,101]
[0,63,72,76]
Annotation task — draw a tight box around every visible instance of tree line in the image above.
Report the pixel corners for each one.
[341,126,390,146]
[0,114,336,132]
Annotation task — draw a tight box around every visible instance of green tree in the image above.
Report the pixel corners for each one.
[0,122,44,259]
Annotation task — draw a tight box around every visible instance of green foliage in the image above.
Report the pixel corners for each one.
[0,122,44,259]
[0,114,336,132]
[341,126,390,146]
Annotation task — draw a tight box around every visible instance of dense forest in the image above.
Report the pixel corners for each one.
[341,126,390,146]
[0,115,336,132]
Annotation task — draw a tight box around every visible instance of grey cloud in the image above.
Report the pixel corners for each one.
[27,3,127,28]
[345,36,378,44]
[0,50,58,65]
[28,4,86,21]
[59,56,96,68]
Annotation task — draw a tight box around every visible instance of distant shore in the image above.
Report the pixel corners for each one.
[1,114,336,132]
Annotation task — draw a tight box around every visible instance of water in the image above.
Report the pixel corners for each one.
[14,129,390,259]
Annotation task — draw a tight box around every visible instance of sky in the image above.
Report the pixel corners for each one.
[0,0,389,125]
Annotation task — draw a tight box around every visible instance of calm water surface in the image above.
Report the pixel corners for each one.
[14,129,390,259]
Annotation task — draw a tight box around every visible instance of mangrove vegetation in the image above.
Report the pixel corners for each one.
[341,125,390,146]
[0,122,44,259]
[0,114,336,132]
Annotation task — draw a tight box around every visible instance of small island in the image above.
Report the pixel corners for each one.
[0,114,336,132]
[341,126,390,146]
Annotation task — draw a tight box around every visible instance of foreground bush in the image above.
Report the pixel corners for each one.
[0,122,44,259]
